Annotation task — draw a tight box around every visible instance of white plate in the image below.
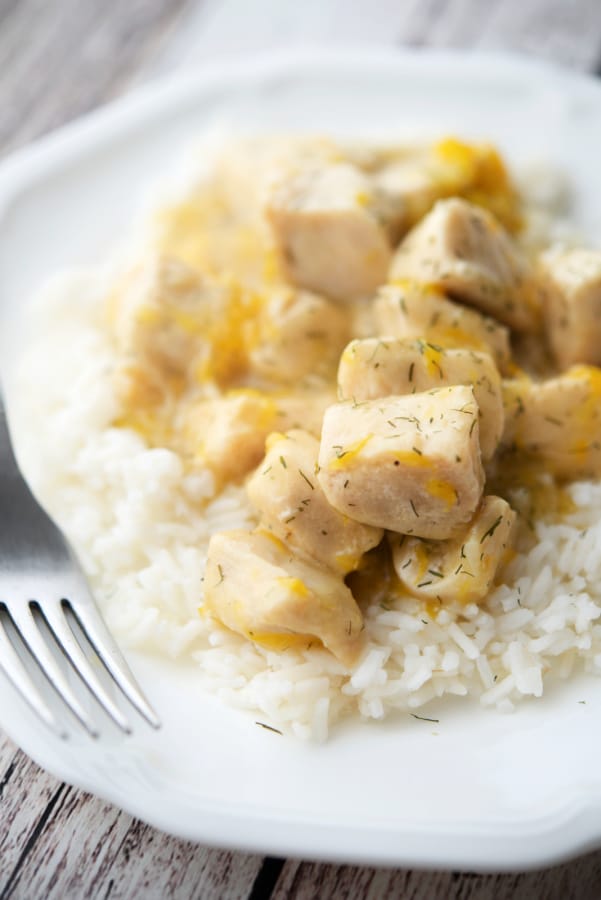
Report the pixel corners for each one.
[2,48,601,872]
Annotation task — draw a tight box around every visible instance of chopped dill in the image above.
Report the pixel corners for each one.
[298,469,314,489]
[480,515,503,543]
[332,445,348,460]
[255,722,283,735]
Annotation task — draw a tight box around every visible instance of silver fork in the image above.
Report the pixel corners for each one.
[0,398,160,737]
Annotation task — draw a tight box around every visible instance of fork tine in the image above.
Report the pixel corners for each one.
[0,613,66,738]
[6,602,99,737]
[39,601,132,734]
[68,601,161,729]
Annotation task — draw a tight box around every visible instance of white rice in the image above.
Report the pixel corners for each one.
[8,163,601,740]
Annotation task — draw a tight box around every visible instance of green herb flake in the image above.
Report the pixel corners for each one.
[480,515,503,543]
[255,722,283,735]
[298,469,314,489]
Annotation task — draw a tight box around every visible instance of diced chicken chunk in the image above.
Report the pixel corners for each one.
[249,289,349,385]
[337,338,504,459]
[247,430,382,574]
[370,157,441,242]
[500,366,601,477]
[212,135,345,222]
[204,529,365,666]
[389,496,517,605]
[359,138,521,241]
[375,283,511,373]
[317,386,485,539]
[271,389,338,436]
[540,248,601,369]
[111,256,224,378]
[182,389,335,484]
[183,390,279,484]
[389,199,540,331]
[266,162,391,301]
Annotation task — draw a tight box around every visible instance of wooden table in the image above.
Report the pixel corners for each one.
[2,1,601,896]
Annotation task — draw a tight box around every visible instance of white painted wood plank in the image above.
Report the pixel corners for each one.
[477,0,601,69]
[273,855,601,899]
[0,736,264,899]
[0,0,193,154]
[147,0,407,77]
[147,0,601,77]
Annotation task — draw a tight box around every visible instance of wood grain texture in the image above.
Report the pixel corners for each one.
[272,856,601,900]
[1,0,601,897]
[0,0,193,154]
[0,738,263,900]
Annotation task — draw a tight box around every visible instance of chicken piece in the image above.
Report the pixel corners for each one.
[375,283,511,373]
[370,157,442,243]
[389,496,517,605]
[111,254,263,392]
[183,390,279,484]
[361,138,521,242]
[247,430,382,575]
[389,199,540,332]
[317,386,485,539]
[249,288,349,386]
[213,135,345,221]
[337,338,504,460]
[539,248,601,369]
[271,389,338,436]
[182,389,335,484]
[204,529,365,666]
[266,162,391,302]
[111,256,224,379]
[500,366,601,478]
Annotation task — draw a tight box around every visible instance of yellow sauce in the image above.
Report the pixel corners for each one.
[393,449,431,468]
[420,341,445,379]
[248,631,319,652]
[276,576,310,598]
[426,479,457,508]
[432,137,522,232]
[328,435,372,470]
